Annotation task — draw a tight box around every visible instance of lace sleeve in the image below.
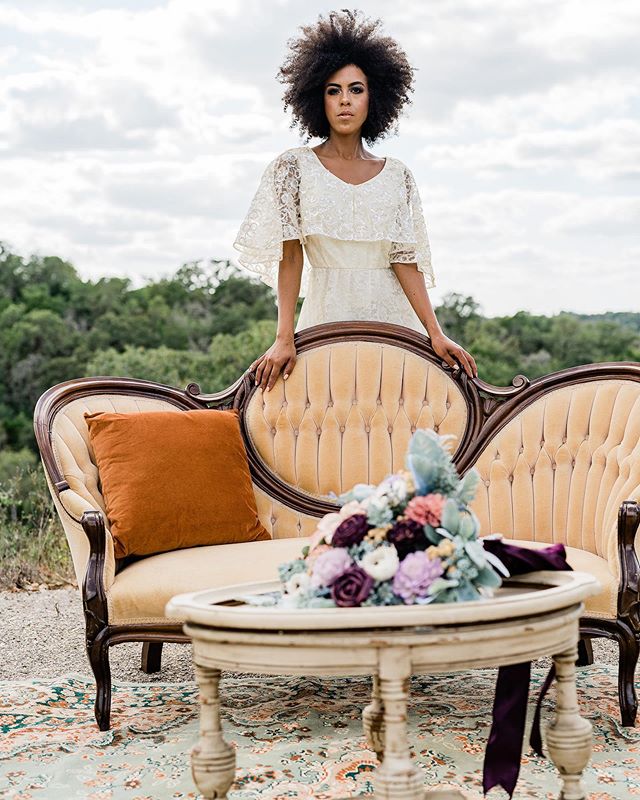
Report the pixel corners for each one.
[233,151,304,291]
[389,167,435,288]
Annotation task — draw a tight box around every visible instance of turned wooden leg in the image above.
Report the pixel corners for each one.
[547,645,592,800]
[141,641,163,674]
[363,673,385,760]
[191,665,235,799]
[374,648,423,800]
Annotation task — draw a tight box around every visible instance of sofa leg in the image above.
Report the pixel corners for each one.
[87,634,112,731]
[141,641,163,674]
[617,626,640,727]
[576,637,594,667]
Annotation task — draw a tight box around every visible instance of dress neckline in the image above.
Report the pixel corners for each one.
[305,146,388,187]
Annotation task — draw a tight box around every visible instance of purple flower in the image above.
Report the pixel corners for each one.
[310,548,353,588]
[331,565,374,607]
[392,552,444,604]
[332,514,370,548]
[387,518,427,560]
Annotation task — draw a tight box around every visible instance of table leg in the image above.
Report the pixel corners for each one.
[192,664,236,800]
[363,673,385,760]
[375,647,424,800]
[547,645,592,800]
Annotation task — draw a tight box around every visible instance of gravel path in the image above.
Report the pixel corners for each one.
[0,588,194,683]
[0,587,621,684]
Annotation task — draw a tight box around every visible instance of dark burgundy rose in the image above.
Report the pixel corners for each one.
[331,565,374,607]
[332,513,370,548]
[387,518,428,560]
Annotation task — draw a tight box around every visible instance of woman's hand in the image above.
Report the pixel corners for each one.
[430,332,478,378]
[250,335,297,392]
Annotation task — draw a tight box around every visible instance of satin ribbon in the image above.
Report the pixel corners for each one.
[481,540,572,797]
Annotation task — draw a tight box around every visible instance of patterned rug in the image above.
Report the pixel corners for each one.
[1,666,638,799]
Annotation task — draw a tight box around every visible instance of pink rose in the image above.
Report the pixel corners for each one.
[405,493,447,527]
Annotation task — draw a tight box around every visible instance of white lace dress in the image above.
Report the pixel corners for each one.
[233,146,435,334]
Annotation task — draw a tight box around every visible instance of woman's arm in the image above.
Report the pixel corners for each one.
[251,239,303,391]
[391,262,478,378]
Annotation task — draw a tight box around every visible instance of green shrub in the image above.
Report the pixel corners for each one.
[0,452,73,589]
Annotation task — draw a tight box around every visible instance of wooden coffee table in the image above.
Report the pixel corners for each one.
[166,571,599,800]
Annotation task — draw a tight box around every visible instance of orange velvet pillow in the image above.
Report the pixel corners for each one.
[85,408,269,559]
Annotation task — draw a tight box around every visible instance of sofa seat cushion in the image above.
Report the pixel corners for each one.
[500,539,617,619]
[108,536,308,624]
[108,534,617,624]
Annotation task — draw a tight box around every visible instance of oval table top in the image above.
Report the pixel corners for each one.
[166,571,600,632]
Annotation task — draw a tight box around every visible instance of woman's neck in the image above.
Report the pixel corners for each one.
[316,134,367,161]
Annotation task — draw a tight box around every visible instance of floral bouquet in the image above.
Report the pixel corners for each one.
[278,429,508,608]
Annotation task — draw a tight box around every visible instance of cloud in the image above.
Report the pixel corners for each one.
[0,0,638,318]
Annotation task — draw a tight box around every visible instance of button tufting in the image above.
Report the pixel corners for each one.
[519,446,524,454]
[305,402,311,408]
[387,425,393,433]
[540,440,545,447]
[509,474,514,482]
[571,459,575,467]
[445,401,451,409]
[434,426,439,432]
[365,425,370,433]
[270,517,276,524]
[411,426,416,433]
[328,401,334,407]
[530,467,535,475]
[317,429,322,436]
[271,427,276,435]
[340,425,345,433]
[485,480,490,487]
[398,399,404,405]
[294,429,298,436]
[376,399,382,405]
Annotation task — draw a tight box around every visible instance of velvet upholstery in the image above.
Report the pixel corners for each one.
[245,341,468,497]
[84,409,268,558]
[470,380,640,581]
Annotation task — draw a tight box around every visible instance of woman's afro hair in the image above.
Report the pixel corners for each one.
[277,9,415,145]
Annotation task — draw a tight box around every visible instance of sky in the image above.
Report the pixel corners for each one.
[1,0,639,317]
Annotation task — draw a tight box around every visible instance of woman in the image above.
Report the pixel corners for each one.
[233,10,477,391]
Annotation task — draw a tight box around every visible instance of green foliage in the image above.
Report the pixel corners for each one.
[0,450,72,589]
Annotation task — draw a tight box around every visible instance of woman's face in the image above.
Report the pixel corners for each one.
[323,63,369,135]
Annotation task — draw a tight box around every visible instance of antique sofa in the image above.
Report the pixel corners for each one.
[34,322,640,730]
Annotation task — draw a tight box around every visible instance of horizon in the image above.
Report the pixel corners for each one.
[2,0,639,317]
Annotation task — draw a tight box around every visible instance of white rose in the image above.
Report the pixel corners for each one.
[359,546,400,582]
[285,572,311,597]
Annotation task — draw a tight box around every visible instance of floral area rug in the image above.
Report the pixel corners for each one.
[1,666,638,799]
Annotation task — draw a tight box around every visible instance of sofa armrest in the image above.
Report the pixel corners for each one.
[617,500,640,625]
[81,511,112,639]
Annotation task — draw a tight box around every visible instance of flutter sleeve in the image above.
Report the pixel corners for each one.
[389,166,436,288]
[233,150,304,291]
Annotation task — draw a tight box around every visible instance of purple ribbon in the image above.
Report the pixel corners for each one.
[481,540,572,797]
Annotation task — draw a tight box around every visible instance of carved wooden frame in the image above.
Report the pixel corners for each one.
[33,322,640,729]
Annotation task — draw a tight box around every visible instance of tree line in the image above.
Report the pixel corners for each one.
[1,241,639,455]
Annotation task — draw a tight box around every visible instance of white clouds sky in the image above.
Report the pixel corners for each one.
[1,0,638,316]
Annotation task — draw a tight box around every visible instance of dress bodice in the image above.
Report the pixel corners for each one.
[233,146,435,296]
[233,146,435,334]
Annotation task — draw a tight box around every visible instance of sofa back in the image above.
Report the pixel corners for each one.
[464,371,640,568]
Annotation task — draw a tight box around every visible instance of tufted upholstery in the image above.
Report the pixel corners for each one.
[469,380,640,581]
[245,341,468,498]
